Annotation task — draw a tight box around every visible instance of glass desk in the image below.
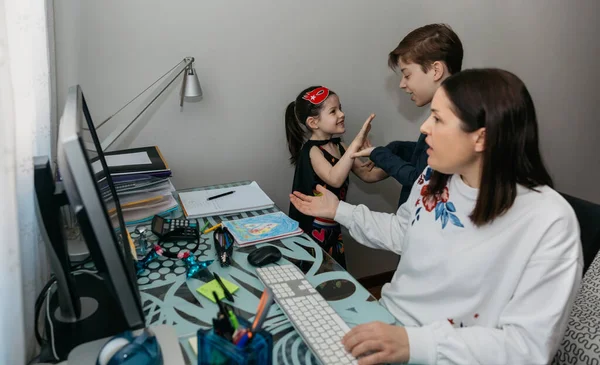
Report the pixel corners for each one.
[86,181,396,364]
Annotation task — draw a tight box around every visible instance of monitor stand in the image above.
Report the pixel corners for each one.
[43,272,132,361]
[68,236,90,262]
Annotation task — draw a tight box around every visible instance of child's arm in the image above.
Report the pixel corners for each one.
[338,142,388,183]
[352,158,388,182]
[309,114,375,188]
[310,146,356,188]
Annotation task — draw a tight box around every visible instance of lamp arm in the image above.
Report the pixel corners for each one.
[100,57,194,151]
[85,57,194,132]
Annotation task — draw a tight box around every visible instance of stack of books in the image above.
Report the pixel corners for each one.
[95,146,179,226]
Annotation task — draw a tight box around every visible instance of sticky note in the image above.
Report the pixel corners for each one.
[196,278,239,302]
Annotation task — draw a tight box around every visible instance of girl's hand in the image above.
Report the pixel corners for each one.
[348,114,375,154]
[342,322,410,365]
[289,185,339,220]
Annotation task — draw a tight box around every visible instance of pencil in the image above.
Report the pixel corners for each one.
[203,223,222,234]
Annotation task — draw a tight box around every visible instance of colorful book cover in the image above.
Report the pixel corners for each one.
[222,212,302,245]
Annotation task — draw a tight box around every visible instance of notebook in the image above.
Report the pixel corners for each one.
[91,146,171,182]
[222,212,303,246]
[178,181,275,219]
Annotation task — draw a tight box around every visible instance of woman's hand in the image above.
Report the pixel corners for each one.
[289,185,339,220]
[348,114,375,154]
[342,322,410,365]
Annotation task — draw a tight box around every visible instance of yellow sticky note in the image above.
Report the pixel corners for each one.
[196,278,239,302]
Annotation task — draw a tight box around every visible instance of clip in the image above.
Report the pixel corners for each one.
[302,87,330,105]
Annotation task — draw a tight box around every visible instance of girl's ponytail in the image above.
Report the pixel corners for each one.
[285,101,305,165]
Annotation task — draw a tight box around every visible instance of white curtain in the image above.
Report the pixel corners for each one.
[0,0,56,363]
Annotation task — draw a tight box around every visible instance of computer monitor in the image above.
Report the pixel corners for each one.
[35,85,145,360]
[59,84,144,322]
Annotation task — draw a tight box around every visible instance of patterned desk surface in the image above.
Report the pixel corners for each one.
[96,181,396,364]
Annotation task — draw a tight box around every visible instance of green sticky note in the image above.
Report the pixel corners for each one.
[197,278,239,302]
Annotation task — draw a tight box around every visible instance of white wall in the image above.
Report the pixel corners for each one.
[53,0,600,278]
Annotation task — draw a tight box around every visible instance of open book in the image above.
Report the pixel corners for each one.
[222,212,303,246]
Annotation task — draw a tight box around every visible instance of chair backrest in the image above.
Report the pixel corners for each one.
[560,193,600,274]
[552,193,600,364]
[552,250,600,364]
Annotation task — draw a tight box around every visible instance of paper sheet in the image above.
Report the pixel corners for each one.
[92,151,152,174]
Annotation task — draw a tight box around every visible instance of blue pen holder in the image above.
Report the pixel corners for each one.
[196,318,272,365]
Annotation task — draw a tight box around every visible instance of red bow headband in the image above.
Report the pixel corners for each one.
[302,87,330,105]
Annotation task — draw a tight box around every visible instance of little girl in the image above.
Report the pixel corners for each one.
[285,85,386,268]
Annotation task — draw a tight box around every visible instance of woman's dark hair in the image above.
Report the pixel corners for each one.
[428,68,553,226]
[285,86,336,165]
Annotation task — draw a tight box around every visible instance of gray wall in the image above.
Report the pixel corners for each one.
[53,0,600,278]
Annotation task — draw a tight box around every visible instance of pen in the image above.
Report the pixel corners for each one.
[223,227,234,248]
[213,272,235,302]
[207,190,235,201]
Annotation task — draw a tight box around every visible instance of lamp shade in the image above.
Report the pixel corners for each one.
[182,67,203,101]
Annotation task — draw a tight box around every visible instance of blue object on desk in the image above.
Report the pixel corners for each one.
[196,318,272,365]
[96,329,162,365]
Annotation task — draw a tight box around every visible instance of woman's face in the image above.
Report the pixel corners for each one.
[420,88,484,175]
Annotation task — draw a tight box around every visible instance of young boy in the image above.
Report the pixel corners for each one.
[354,24,463,207]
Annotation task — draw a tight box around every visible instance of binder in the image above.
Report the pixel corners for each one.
[92,146,171,182]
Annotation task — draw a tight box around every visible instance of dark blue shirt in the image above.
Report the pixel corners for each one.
[369,133,429,207]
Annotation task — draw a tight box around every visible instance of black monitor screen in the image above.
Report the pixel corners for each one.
[79,94,140,294]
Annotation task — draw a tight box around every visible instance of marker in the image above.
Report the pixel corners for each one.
[207,191,235,201]
[200,220,210,232]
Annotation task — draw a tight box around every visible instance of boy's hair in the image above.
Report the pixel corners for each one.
[388,24,463,75]
[428,69,553,226]
[285,86,337,165]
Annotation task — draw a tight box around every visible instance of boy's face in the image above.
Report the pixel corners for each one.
[398,60,440,107]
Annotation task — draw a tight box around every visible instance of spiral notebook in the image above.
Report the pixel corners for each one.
[222,212,303,246]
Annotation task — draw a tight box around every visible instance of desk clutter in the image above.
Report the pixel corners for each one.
[189,289,274,365]
[100,146,178,226]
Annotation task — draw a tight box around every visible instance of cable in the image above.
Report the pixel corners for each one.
[46,282,59,361]
[34,276,56,346]
[70,256,93,271]
[40,270,103,362]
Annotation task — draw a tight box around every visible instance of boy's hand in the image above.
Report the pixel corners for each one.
[351,147,375,159]
[361,160,376,171]
[348,114,375,154]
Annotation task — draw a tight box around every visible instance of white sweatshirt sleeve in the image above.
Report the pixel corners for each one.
[404,213,583,365]
[334,193,414,255]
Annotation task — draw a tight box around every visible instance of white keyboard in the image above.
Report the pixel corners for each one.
[256,264,357,365]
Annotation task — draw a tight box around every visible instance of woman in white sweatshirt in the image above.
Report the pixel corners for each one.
[290,68,582,365]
